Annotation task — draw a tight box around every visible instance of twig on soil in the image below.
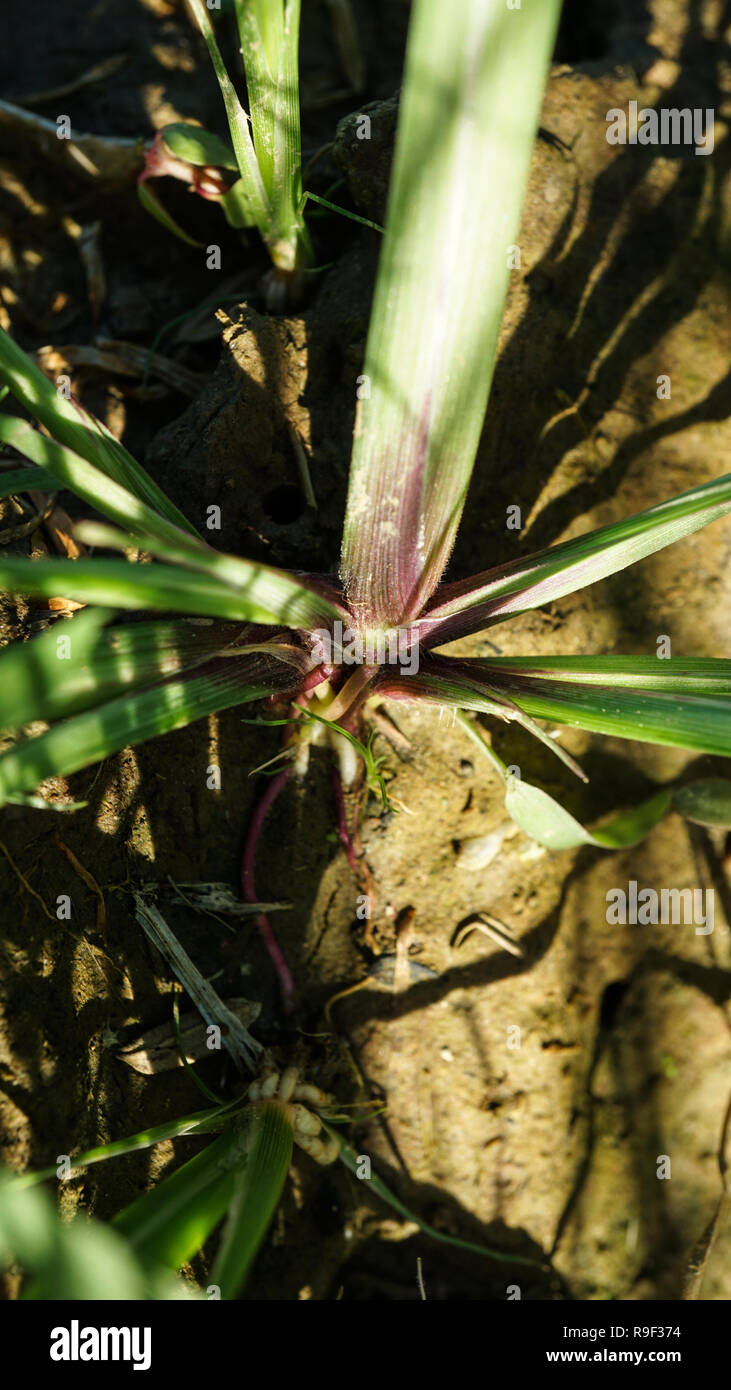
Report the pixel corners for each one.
[13,54,129,108]
[133,896,264,1073]
[453,915,525,959]
[0,840,55,921]
[52,833,106,937]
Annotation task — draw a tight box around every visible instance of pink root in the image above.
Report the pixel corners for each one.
[331,767,359,875]
[241,768,296,1008]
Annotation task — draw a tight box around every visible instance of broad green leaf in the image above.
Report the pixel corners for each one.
[504,776,672,851]
[161,121,238,170]
[211,1101,293,1297]
[673,778,731,827]
[340,0,561,625]
[423,473,731,644]
[0,651,298,807]
[0,325,196,532]
[137,181,202,247]
[113,1125,254,1272]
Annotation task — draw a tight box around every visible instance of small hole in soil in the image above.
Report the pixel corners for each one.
[262,484,305,524]
[554,0,628,62]
[599,979,630,1030]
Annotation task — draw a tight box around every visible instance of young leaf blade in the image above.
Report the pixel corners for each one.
[0,612,245,732]
[504,777,672,851]
[455,655,731,693]
[422,473,731,645]
[187,0,272,234]
[0,650,305,807]
[0,326,197,532]
[210,1101,293,1297]
[340,0,561,625]
[467,662,731,757]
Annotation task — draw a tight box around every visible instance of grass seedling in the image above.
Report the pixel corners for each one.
[0,898,546,1297]
[138,0,313,304]
[2,0,731,1017]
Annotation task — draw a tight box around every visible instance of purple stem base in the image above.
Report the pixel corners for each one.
[241,767,295,1008]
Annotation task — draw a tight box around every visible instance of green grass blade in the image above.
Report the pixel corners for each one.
[271,0,311,269]
[234,0,279,193]
[232,0,310,268]
[0,464,62,496]
[0,326,196,532]
[72,519,345,629]
[340,0,561,624]
[329,1127,545,1269]
[379,657,731,760]
[188,0,272,234]
[13,1105,235,1190]
[0,555,277,624]
[1,416,346,631]
[0,612,239,732]
[0,653,293,807]
[0,414,211,551]
[211,1101,293,1297]
[424,473,731,643]
[463,655,731,693]
[0,550,341,629]
[137,181,203,247]
[113,1127,250,1273]
[492,674,731,758]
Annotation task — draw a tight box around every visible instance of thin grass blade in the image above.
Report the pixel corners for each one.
[0,616,260,731]
[454,661,731,757]
[210,1101,293,1297]
[457,655,731,693]
[13,1105,236,1190]
[72,519,347,628]
[0,326,196,531]
[0,550,342,630]
[188,0,271,233]
[422,473,731,645]
[0,650,304,807]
